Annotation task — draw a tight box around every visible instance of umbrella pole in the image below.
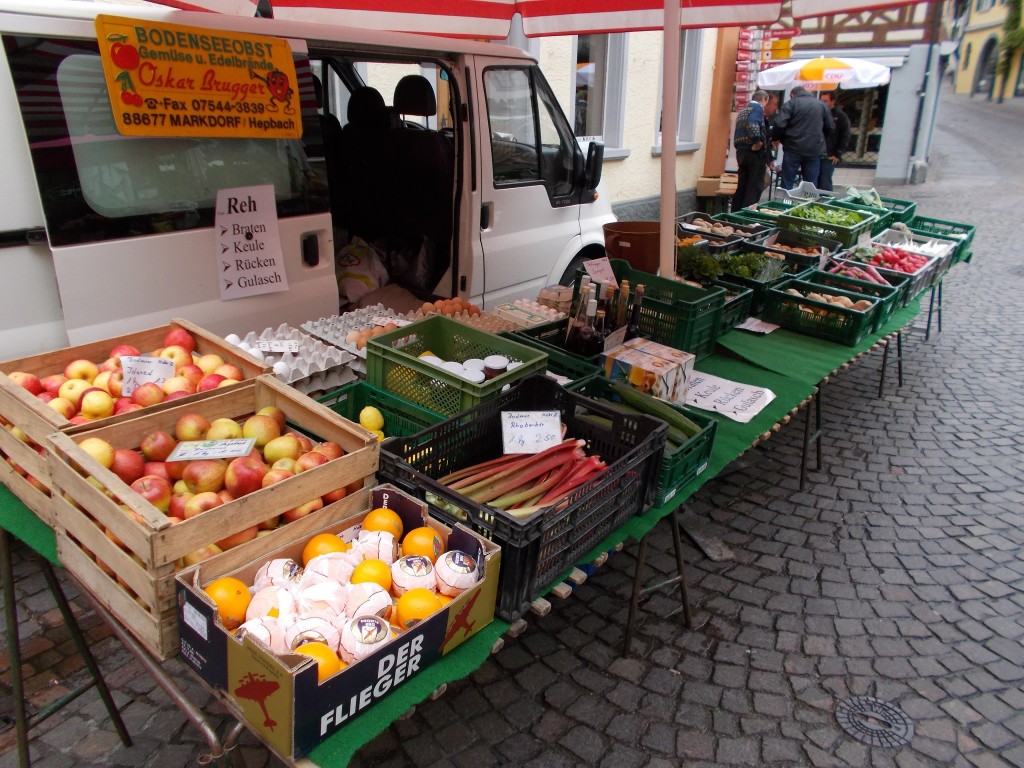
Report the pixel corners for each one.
[659,0,681,278]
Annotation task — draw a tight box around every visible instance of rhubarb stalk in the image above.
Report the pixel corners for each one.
[456,440,584,504]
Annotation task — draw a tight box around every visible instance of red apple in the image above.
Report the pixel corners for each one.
[78,437,115,469]
[257,406,287,432]
[93,370,124,398]
[197,374,226,392]
[224,455,268,498]
[321,487,348,504]
[110,448,145,485]
[242,414,280,449]
[157,345,192,371]
[196,354,225,375]
[64,359,99,382]
[108,344,141,359]
[183,491,222,519]
[183,459,227,494]
[130,382,166,407]
[79,389,115,420]
[163,328,196,354]
[206,418,243,440]
[270,457,297,474]
[346,478,365,494]
[216,525,258,550]
[58,378,92,409]
[177,364,204,387]
[140,430,177,462]
[175,413,211,442]
[68,415,91,425]
[40,374,68,397]
[168,492,194,518]
[142,462,171,482]
[216,379,239,389]
[262,434,301,464]
[217,489,235,505]
[165,460,188,481]
[258,515,281,531]
[36,392,55,404]
[294,434,314,453]
[115,401,144,415]
[294,451,329,473]
[130,475,172,512]
[8,371,43,395]
[165,391,192,402]
[282,497,323,523]
[161,376,196,396]
[213,363,244,382]
[46,397,76,420]
[313,441,344,460]
[181,543,223,566]
[98,357,122,373]
[261,468,294,488]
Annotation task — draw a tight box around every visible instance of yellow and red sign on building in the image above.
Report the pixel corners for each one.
[95,15,302,139]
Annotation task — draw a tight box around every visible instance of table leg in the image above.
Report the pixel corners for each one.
[878,337,891,398]
[69,576,242,767]
[1,528,30,768]
[623,536,648,656]
[896,331,904,387]
[800,387,823,491]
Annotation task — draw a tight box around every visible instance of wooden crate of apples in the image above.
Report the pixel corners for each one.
[0,319,266,525]
[45,375,379,660]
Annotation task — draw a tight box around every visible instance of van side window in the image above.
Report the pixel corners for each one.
[484,66,577,199]
[4,36,328,247]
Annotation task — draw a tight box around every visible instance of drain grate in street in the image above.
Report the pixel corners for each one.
[836,696,914,748]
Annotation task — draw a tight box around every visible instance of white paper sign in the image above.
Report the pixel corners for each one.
[370,316,413,327]
[604,325,627,351]
[685,372,775,423]
[120,356,175,396]
[255,339,301,353]
[501,411,562,454]
[736,317,780,334]
[583,257,619,288]
[215,185,289,301]
[166,438,257,462]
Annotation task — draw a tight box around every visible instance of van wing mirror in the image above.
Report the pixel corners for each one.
[584,141,604,197]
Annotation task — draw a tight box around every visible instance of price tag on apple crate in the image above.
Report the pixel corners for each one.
[167,438,258,462]
[120,356,176,396]
[501,411,562,455]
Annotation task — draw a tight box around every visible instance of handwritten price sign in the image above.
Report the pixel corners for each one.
[120,355,175,396]
[166,438,257,462]
[501,411,562,454]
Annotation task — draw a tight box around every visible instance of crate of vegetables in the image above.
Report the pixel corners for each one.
[0,319,267,527]
[681,244,809,316]
[316,380,445,440]
[762,279,882,346]
[45,375,378,659]
[753,229,842,269]
[841,191,917,225]
[802,270,901,333]
[575,260,725,361]
[778,201,877,247]
[905,215,976,265]
[712,280,755,335]
[822,258,913,309]
[378,375,667,620]
[365,316,548,418]
[568,377,716,506]
[677,211,773,243]
[832,200,896,235]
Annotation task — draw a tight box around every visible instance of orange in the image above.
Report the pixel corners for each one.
[395,588,442,629]
[301,532,350,565]
[434,593,454,608]
[402,526,443,563]
[362,508,404,540]
[203,576,252,631]
[350,558,393,592]
[294,641,345,682]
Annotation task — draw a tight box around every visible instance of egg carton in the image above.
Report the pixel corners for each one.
[302,305,412,368]
[223,324,358,395]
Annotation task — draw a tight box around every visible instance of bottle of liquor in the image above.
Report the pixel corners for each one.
[615,279,630,330]
[594,309,607,341]
[573,299,600,356]
[565,283,591,346]
[625,283,645,341]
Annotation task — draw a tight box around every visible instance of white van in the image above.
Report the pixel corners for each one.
[0,0,612,359]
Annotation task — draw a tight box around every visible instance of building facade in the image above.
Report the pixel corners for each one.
[954,0,1024,99]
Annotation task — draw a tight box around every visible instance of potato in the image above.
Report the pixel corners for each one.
[853,299,874,311]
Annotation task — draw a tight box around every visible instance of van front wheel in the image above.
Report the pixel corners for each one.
[558,252,600,286]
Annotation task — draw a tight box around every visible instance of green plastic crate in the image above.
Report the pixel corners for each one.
[906,215,976,265]
[763,278,881,346]
[713,243,812,315]
[713,280,754,335]
[801,270,900,333]
[574,259,725,360]
[316,381,445,438]
[567,376,717,506]
[839,194,917,224]
[721,200,796,225]
[832,200,895,235]
[778,201,877,247]
[365,316,548,417]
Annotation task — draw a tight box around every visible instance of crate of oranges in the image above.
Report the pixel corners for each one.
[175,484,500,760]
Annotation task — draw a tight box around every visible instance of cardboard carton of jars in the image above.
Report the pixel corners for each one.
[175,484,499,760]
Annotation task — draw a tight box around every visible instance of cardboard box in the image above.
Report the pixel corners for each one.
[46,375,378,659]
[599,338,695,405]
[176,484,499,760]
[696,176,722,197]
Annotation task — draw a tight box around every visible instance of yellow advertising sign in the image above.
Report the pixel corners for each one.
[95,15,302,139]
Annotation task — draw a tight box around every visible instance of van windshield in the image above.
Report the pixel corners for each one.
[4,36,329,246]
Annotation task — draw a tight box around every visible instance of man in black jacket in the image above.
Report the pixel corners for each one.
[772,86,834,191]
[817,90,852,191]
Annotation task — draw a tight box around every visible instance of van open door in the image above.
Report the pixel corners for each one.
[3,31,338,346]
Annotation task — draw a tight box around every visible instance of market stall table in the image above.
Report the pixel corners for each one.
[0,298,923,767]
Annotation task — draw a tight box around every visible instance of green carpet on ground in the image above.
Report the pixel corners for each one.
[0,484,58,564]
[715,297,922,385]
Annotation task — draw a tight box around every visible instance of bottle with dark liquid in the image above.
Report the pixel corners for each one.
[572,299,600,356]
[624,283,645,341]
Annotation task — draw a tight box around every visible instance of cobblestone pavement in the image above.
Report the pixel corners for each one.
[2,87,1023,768]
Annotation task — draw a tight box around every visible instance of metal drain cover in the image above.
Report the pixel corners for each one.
[836,696,914,748]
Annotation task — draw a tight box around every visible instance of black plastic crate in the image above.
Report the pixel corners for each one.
[677,211,773,243]
[377,376,667,620]
[753,228,843,269]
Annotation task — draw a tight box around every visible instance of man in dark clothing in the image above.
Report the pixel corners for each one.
[817,90,852,191]
[731,90,771,210]
[772,86,834,191]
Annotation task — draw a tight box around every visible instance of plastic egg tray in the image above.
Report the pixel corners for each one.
[223,324,357,395]
[302,305,410,373]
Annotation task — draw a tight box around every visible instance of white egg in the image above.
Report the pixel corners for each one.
[273,361,290,377]
[224,333,241,346]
